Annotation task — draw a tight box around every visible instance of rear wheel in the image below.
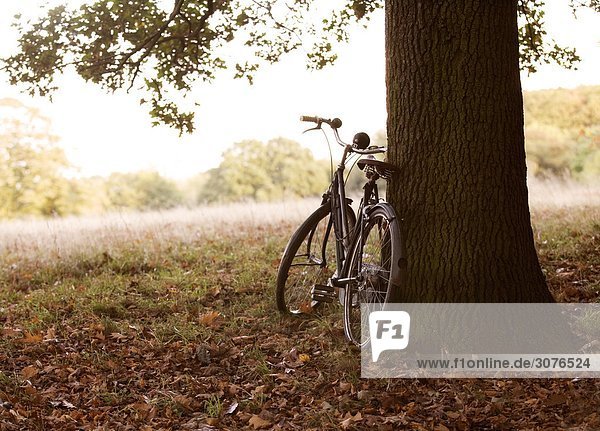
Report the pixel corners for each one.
[277,204,356,315]
[344,204,404,346]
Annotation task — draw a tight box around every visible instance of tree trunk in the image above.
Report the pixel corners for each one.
[385,0,553,302]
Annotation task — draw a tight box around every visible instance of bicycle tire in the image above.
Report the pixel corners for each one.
[344,203,405,346]
[277,203,356,315]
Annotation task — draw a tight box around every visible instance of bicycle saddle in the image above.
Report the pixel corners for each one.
[357,156,397,179]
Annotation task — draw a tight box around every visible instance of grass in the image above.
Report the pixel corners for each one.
[204,395,223,418]
[0,187,599,429]
[0,199,320,267]
[532,204,600,301]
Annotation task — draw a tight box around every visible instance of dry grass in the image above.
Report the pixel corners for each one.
[527,176,600,209]
[0,199,320,265]
[0,177,597,266]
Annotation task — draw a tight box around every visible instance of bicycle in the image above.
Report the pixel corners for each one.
[276,115,406,346]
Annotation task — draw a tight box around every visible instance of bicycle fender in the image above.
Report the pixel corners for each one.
[365,203,406,290]
[365,202,396,221]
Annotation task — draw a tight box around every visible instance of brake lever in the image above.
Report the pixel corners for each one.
[302,123,322,134]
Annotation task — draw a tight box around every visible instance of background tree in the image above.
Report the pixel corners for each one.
[0,98,78,218]
[524,85,600,130]
[4,0,589,135]
[198,138,329,203]
[524,86,600,179]
[105,171,183,210]
[3,0,598,300]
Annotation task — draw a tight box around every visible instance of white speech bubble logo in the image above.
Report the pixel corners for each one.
[369,310,410,362]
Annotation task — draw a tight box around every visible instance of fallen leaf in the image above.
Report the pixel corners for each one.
[200,311,221,327]
[44,327,56,341]
[23,384,38,396]
[21,365,38,380]
[340,412,363,429]
[93,331,105,340]
[174,395,198,411]
[339,382,352,391]
[19,331,42,344]
[299,301,314,314]
[110,332,127,341]
[131,403,152,413]
[252,385,267,396]
[248,414,272,429]
[545,393,567,407]
[357,390,372,401]
[50,400,76,409]
[1,328,21,337]
[232,335,256,345]
[321,401,333,410]
[299,353,310,363]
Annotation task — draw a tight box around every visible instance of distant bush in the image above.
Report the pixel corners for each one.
[524,86,600,180]
[524,86,600,131]
[571,126,600,180]
[197,138,330,203]
[525,124,572,177]
[105,171,183,210]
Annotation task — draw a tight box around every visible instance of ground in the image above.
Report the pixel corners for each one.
[0,193,599,430]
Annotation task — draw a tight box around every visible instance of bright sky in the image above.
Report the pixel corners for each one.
[0,1,599,179]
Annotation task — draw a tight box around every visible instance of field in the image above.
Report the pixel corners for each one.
[0,180,599,430]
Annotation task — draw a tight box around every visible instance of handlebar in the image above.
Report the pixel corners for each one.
[300,114,386,155]
[355,146,386,155]
[300,115,343,129]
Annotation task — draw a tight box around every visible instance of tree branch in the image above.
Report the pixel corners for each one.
[119,0,186,70]
[126,0,222,91]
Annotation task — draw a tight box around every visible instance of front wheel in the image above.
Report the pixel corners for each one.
[277,204,356,315]
[344,204,405,346]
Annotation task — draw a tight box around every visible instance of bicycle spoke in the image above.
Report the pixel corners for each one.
[345,209,399,346]
[283,215,336,313]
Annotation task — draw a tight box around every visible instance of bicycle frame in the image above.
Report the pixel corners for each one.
[277,115,404,345]
[328,145,352,271]
[298,115,391,293]
[319,146,383,290]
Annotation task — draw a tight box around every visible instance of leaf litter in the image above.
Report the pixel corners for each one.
[0,215,599,429]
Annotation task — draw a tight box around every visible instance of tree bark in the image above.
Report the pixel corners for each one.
[385,0,553,302]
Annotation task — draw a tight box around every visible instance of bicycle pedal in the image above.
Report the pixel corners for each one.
[311,284,336,303]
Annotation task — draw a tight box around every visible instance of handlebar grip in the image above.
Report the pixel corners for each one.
[300,115,343,129]
[300,115,320,123]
